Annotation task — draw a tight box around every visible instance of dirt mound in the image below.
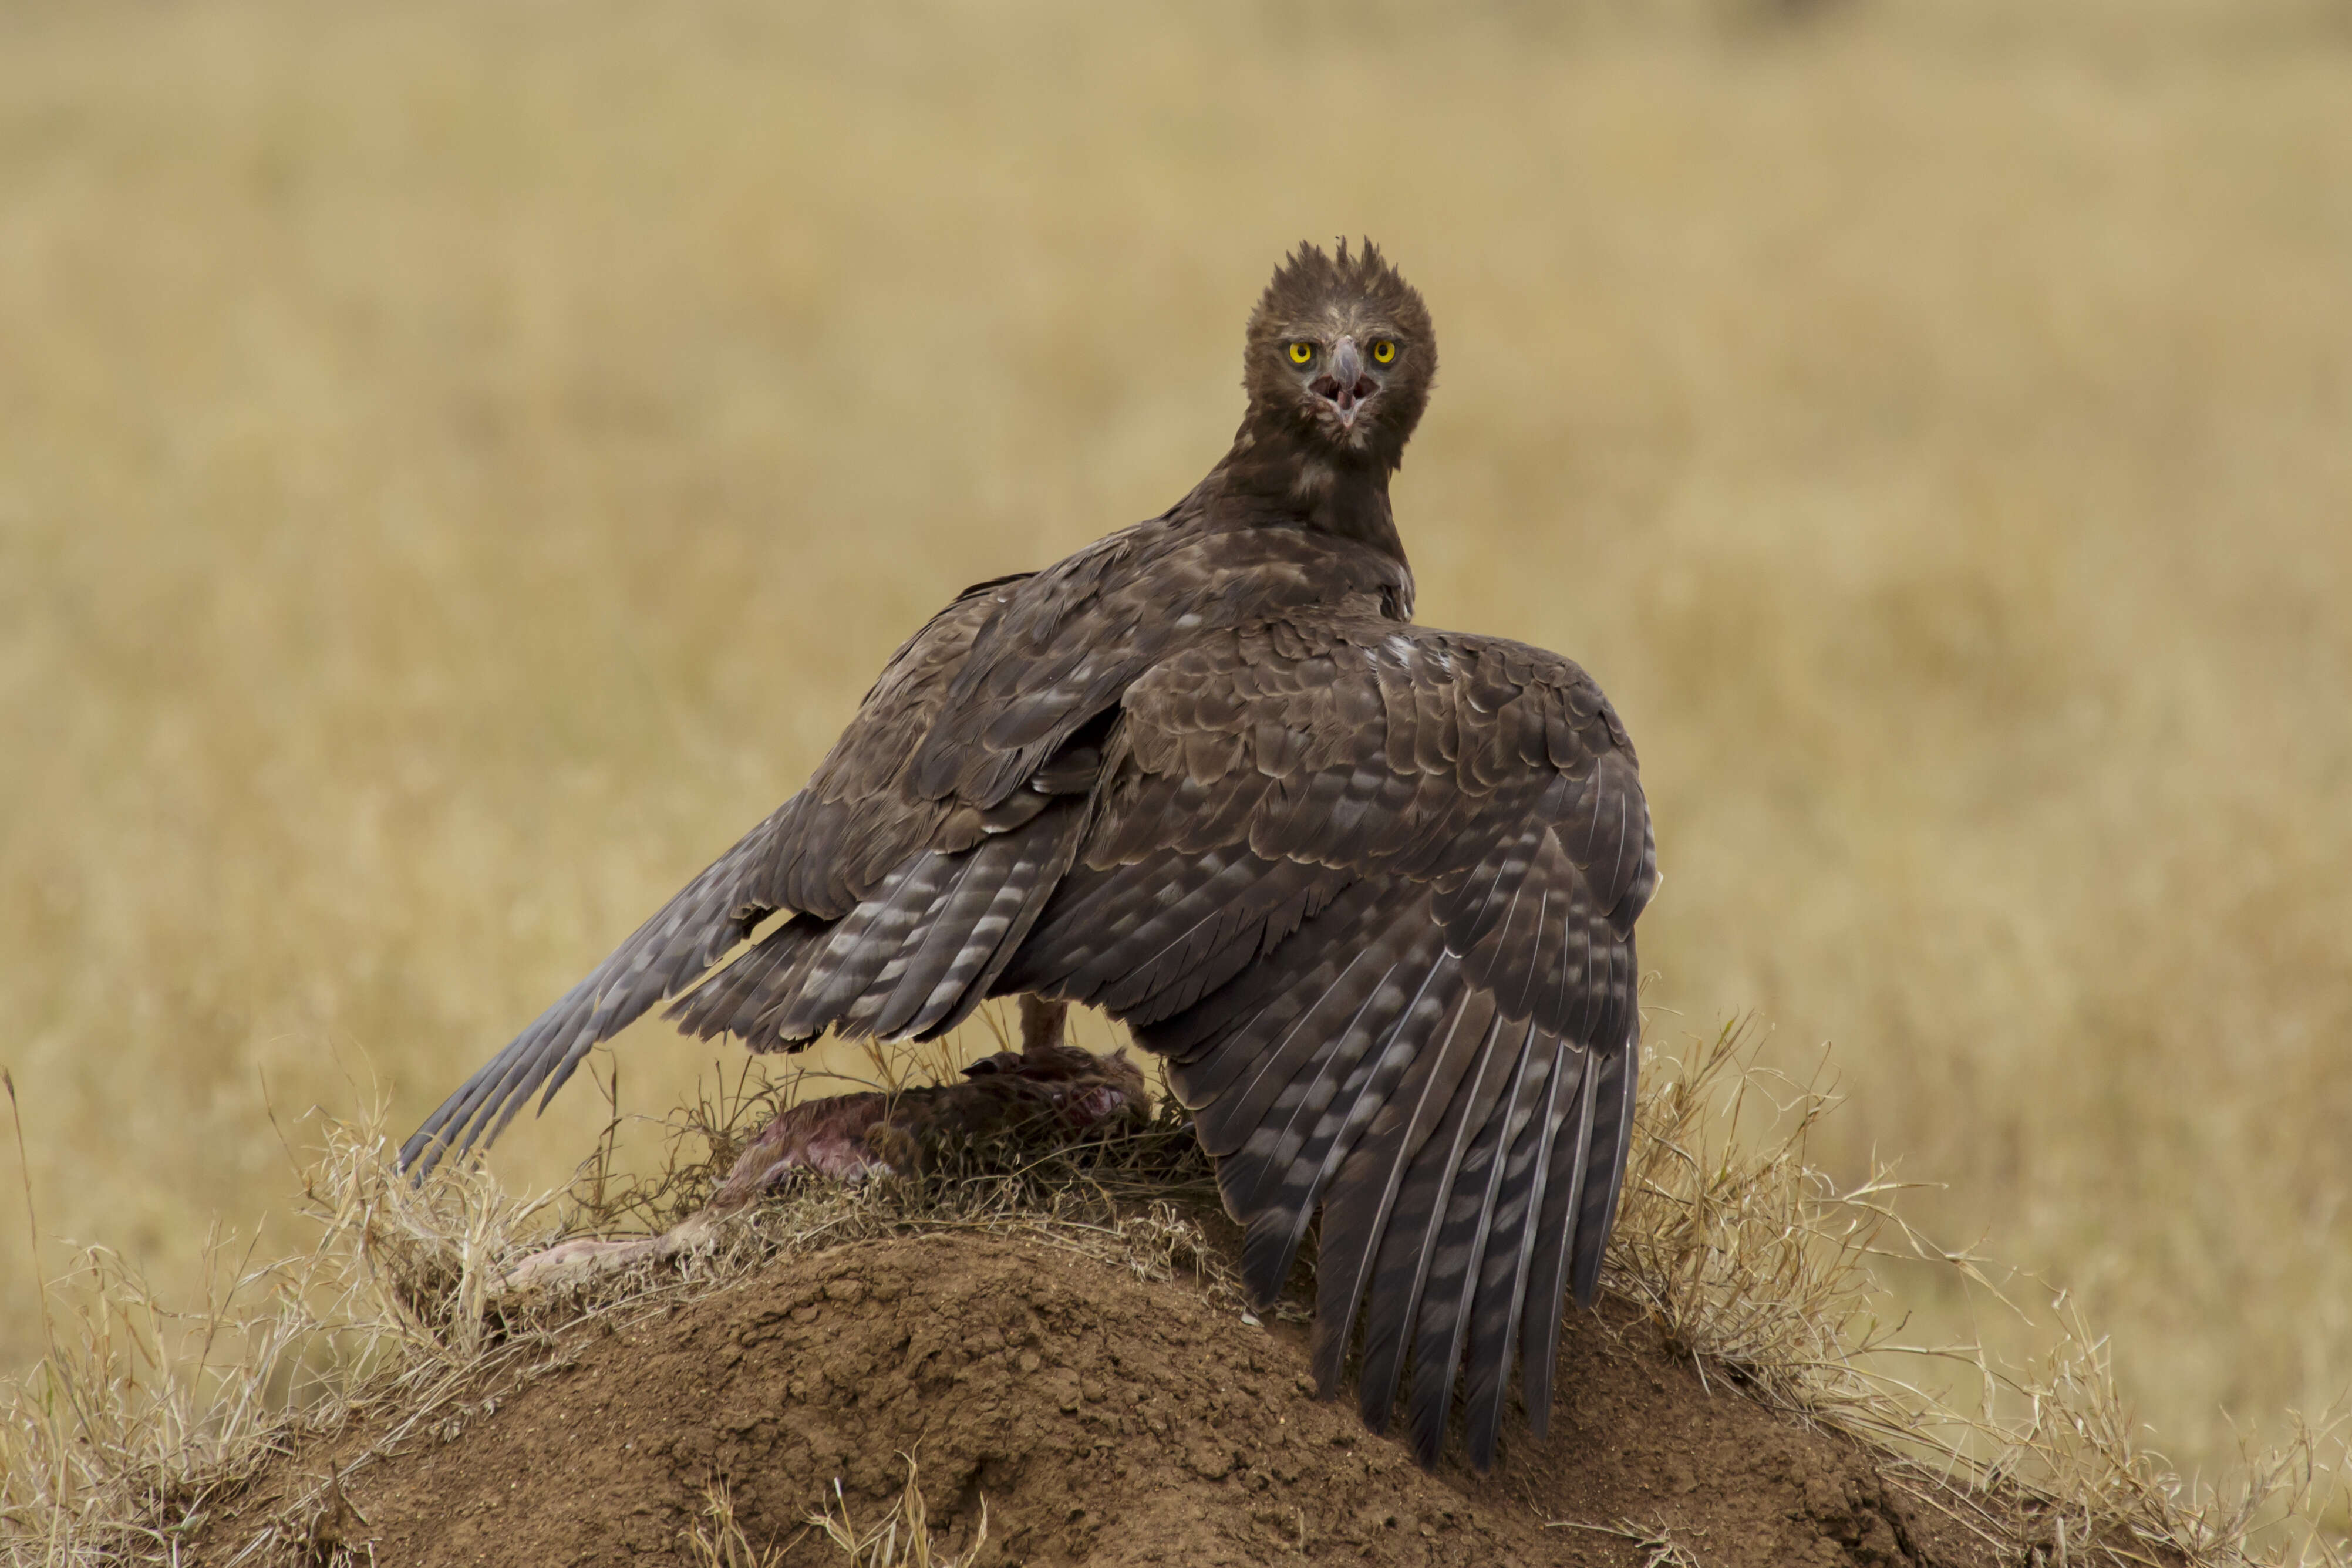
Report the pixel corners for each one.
[190,1231,1993,1567]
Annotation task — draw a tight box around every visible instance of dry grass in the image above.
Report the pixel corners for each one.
[3,1021,2343,1565]
[4,0,2351,1526]
[1604,1023,2352,1564]
[0,1008,1234,1564]
[805,1458,987,1568]
[686,1478,789,1568]
[1546,1518,1706,1568]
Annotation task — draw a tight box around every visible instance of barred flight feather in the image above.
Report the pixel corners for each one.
[401,241,1654,1473]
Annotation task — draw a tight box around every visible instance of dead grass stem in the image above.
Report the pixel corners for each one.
[0,1018,1228,1565]
[1605,1021,2351,1566]
[685,1477,792,1568]
[9,0,2352,1501]
[806,1456,985,1568]
[4,1021,2344,1565]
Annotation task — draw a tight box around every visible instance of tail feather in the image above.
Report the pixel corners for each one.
[1519,1043,1598,1435]
[1352,1003,1515,1437]
[1455,1029,1562,1469]
[1307,968,1485,1400]
[1570,994,1639,1310]
[1404,1024,1546,1466]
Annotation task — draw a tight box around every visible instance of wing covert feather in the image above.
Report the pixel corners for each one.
[1033,612,1652,1471]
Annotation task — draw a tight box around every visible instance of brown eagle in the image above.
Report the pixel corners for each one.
[403,241,1656,1471]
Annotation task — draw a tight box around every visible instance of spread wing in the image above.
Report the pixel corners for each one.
[402,520,1410,1176]
[1003,615,1655,1470]
[399,525,1653,1475]
[397,572,1044,1174]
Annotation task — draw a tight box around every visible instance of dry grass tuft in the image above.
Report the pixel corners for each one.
[1608,1021,2352,1566]
[8,0,2352,1502]
[0,1015,1229,1565]
[1609,1021,1904,1416]
[4,1020,2345,1566]
[1545,1517,1706,1568]
[806,1456,986,1568]
[685,1477,786,1568]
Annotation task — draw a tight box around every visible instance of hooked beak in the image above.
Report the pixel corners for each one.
[1312,337,1378,431]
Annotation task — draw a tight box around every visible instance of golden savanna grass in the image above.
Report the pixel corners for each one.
[2,1019,2337,1562]
[2,0,2350,1519]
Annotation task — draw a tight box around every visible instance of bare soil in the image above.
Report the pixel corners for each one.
[190,1230,1999,1567]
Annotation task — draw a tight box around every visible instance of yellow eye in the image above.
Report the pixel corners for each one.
[1371,339,1397,365]
[1287,341,1315,365]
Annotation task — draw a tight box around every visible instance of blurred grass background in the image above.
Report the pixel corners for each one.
[4,0,2349,1490]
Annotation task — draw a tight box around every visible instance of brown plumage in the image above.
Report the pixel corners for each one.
[403,241,1656,1471]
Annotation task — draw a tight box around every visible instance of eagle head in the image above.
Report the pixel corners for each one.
[1243,239,1437,470]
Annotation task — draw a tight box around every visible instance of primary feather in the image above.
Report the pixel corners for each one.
[401,240,1656,1471]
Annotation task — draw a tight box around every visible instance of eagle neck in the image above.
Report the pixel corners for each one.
[1197,419,1410,566]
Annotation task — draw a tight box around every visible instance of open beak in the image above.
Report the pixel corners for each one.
[1312,337,1377,430]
